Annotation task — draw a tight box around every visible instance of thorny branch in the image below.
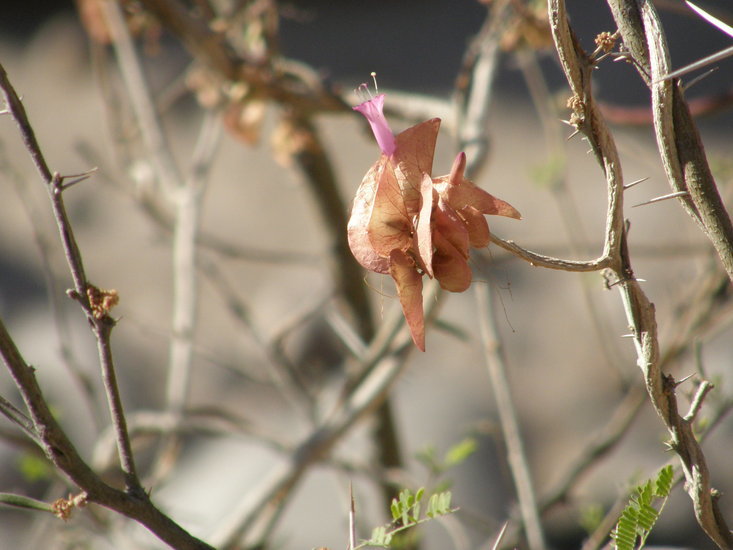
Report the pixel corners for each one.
[0,62,216,550]
[607,0,733,282]
[540,1,733,547]
[0,62,141,495]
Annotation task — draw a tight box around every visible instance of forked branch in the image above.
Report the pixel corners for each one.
[0,61,215,550]
[546,1,733,547]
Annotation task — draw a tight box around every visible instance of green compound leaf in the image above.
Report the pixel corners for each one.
[636,502,659,533]
[358,488,456,549]
[611,466,674,550]
[654,465,674,498]
[369,525,393,547]
[390,499,401,522]
[426,491,452,518]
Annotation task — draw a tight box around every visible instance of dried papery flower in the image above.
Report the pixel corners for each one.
[348,78,520,350]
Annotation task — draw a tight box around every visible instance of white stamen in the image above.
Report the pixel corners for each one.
[371,71,379,94]
[354,82,372,102]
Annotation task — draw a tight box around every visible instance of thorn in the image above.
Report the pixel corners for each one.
[61,175,94,189]
[631,190,689,208]
[349,483,356,550]
[60,167,98,190]
[623,176,650,189]
[593,51,614,64]
[675,373,695,386]
[686,0,733,38]
[491,522,509,550]
[620,333,635,338]
[655,45,733,83]
[612,52,631,63]
[683,67,718,91]
[566,128,580,141]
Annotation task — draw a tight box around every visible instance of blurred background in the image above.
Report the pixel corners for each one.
[0,1,731,549]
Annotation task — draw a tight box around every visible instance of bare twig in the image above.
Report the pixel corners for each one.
[101,0,182,195]
[454,0,514,179]
[540,384,646,511]
[349,483,357,550]
[684,380,714,422]
[0,315,215,550]
[0,60,216,550]
[0,394,38,443]
[166,112,220,419]
[476,284,547,550]
[0,148,104,428]
[0,61,142,496]
[488,234,611,271]
[208,281,443,549]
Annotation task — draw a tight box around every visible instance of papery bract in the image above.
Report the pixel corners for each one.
[389,249,425,351]
[347,119,440,274]
[349,92,520,351]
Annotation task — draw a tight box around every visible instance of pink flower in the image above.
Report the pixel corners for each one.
[353,92,396,157]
